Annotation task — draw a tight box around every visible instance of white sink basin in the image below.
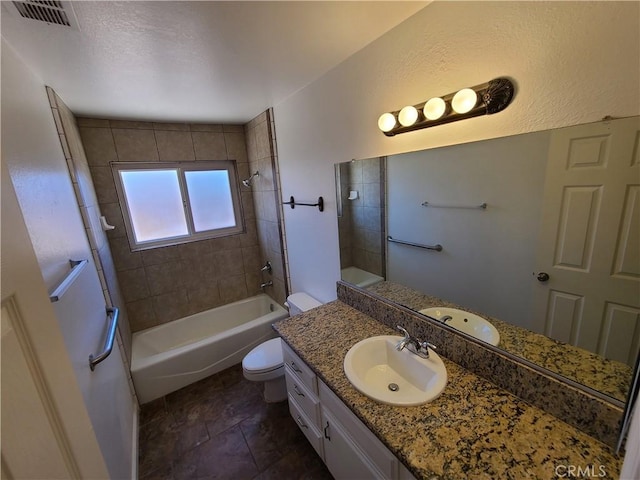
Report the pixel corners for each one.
[343,335,447,406]
[419,307,500,346]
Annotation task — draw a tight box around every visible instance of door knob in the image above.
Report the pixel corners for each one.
[536,272,550,282]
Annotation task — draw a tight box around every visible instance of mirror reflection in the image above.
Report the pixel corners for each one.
[336,116,640,403]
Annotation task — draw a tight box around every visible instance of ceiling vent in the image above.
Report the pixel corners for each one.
[8,1,79,30]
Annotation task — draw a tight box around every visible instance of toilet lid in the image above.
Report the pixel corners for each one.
[243,338,283,373]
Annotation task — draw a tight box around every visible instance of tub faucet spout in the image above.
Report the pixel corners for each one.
[260,281,273,289]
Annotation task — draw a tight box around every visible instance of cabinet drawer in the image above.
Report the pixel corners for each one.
[282,342,317,395]
[319,380,396,479]
[288,393,324,460]
[285,366,321,428]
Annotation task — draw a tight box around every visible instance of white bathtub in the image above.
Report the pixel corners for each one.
[341,266,384,288]
[131,294,288,404]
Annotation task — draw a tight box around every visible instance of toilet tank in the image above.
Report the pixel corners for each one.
[286,292,322,316]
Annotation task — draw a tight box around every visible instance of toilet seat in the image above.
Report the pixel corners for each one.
[242,338,283,375]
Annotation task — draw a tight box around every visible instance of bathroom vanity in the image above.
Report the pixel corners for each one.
[283,341,416,479]
[274,300,623,479]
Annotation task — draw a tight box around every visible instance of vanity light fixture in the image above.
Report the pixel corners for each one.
[378,77,515,136]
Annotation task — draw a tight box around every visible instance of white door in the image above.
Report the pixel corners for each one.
[533,117,640,365]
[1,160,110,479]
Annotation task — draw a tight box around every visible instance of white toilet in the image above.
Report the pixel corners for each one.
[242,292,322,402]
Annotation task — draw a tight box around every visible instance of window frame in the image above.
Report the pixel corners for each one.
[111,160,245,251]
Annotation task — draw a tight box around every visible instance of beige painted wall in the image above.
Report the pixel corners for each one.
[274,1,640,303]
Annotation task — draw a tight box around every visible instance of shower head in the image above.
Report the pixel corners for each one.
[242,171,259,187]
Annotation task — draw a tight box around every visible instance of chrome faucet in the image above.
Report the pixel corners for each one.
[260,281,273,289]
[396,325,437,359]
[261,261,272,274]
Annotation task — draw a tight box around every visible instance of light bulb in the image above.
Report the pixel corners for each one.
[398,106,419,127]
[423,97,447,120]
[452,88,478,114]
[377,112,397,132]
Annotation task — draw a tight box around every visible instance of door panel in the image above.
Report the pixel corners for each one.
[1,300,73,479]
[613,185,640,279]
[534,117,640,364]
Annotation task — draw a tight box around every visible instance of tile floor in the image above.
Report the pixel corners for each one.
[138,364,333,479]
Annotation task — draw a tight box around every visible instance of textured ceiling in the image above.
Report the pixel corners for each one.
[1,1,427,123]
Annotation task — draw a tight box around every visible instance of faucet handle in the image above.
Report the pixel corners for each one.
[419,341,437,351]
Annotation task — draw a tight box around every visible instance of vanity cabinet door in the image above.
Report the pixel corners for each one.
[321,409,383,480]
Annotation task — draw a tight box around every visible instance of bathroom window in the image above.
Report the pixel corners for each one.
[112,161,244,251]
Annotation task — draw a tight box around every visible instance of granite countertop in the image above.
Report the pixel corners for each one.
[274,300,623,480]
[367,281,633,403]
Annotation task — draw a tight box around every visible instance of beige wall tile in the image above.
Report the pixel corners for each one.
[110,120,154,129]
[152,290,189,323]
[242,245,261,273]
[186,284,222,314]
[119,267,150,302]
[245,272,262,297]
[245,127,258,162]
[141,245,180,266]
[255,122,272,160]
[239,222,259,247]
[224,132,248,163]
[126,298,157,332]
[213,249,244,277]
[90,166,119,203]
[192,131,227,160]
[113,128,159,161]
[241,192,255,220]
[145,261,185,296]
[189,124,223,132]
[219,274,248,303]
[153,122,189,131]
[110,236,143,271]
[77,117,111,128]
[155,130,195,161]
[178,239,212,259]
[180,253,213,290]
[80,127,118,166]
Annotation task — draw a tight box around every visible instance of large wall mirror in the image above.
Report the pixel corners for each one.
[336,116,640,408]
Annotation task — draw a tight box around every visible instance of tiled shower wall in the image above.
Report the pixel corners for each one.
[337,157,385,277]
[79,117,283,332]
[47,89,134,371]
[245,109,289,304]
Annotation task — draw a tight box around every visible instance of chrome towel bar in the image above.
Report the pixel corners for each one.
[387,236,443,252]
[422,201,487,210]
[89,307,119,371]
[49,259,88,302]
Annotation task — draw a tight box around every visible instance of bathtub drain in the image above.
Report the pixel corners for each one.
[388,383,399,392]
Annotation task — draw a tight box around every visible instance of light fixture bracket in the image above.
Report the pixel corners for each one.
[380,77,515,136]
